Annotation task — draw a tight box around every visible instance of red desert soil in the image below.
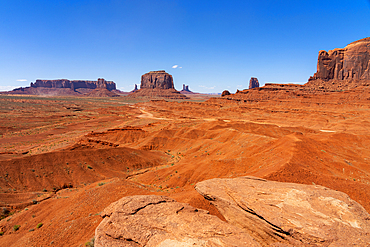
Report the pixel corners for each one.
[1,88,370,246]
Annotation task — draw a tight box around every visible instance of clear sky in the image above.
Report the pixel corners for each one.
[0,0,369,93]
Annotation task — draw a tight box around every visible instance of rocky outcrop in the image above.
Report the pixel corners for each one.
[309,37,370,82]
[95,195,259,247]
[249,77,260,89]
[131,84,138,92]
[140,71,174,89]
[31,78,116,91]
[221,90,231,96]
[195,176,370,246]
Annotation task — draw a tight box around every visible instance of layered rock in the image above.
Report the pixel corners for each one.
[309,37,370,82]
[95,195,259,247]
[31,78,116,91]
[129,71,189,99]
[195,176,370,246]
[249,77,260,89]
[140,70,174,89]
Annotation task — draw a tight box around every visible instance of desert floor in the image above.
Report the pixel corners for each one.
[0,91,370,246]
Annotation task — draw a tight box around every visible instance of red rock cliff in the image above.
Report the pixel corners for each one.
[310,37,370,81]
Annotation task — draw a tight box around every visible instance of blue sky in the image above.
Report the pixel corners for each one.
[0,0,369,93]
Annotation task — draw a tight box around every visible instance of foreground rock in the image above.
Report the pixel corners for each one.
[195,176,370,246]
[95,195,259,247]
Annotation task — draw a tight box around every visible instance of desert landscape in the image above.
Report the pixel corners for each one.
[0,37,370,246]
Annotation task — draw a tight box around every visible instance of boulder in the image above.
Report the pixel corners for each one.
[141,70,174,89]
[95,195,260,247]
[195,176,370,246]
[249,77,260,89]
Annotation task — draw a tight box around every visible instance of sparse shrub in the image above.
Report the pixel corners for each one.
[36,223,43,229]
[85,237,95,247]
[43,188,47,192]
[98,182,105,186]
[13,225,20,231]
[29,228,34,232]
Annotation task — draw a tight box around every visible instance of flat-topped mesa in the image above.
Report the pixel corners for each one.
[309,37,370,82]
[30,78,116,91]
[140,70,174,89]
[249,77,260,89]
[128,70,189,99]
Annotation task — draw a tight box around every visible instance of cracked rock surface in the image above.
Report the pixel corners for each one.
[95,195,259,246]
[195,176,370,246]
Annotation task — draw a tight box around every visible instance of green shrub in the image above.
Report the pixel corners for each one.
[87,165,93,169]
[85,237,95,247]
[36,223,43,229]
[13,225,20,231]
[0,231,3,236]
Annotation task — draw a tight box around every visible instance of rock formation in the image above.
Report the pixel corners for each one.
[309,37,370,83]
[128,71,189,99]
[7,78,117,97]
[31,78,116,91]
[140,70,174,89]
[249,77,260,89]
[195,176,370,246]
[180,84,194,94]
[131,84,138,92]
[95,195,259,247]
[221,90,231,96]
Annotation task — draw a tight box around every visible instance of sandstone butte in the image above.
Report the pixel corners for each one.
[128,70,189,99]
[249,77,260,89]
[5,78,119,97]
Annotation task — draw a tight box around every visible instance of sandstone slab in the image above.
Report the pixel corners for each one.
[95,195,259,247]
[195,176,370,246]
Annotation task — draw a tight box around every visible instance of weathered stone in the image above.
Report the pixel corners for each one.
[95,195,259,247]
[221,90,231,96]
[249,77,260,89]
[310,37,370,81]
[141,71,174,89]
[195,176,370,246]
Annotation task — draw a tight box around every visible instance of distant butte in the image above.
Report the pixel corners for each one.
[249,77,259,89]
[5,78,118,97]
[128,70,189,99]
[180,84,194,94]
